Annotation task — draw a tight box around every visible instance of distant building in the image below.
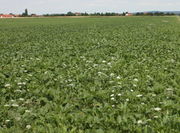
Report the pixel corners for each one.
[75,12,81,16]
[14,14,20,17]
[0,14,15,18]
[31,14,38,17]
[125,13,133,16]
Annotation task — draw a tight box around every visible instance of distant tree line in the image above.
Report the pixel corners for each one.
[135,12,176,16]
[43,11,178,17]
[2,9,178,17]
[43,12,125,17]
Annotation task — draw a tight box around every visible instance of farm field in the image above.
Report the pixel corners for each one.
[0,16,180,132]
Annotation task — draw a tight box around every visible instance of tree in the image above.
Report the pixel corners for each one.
[25,9,28,16]
[122,12,126,16]
[66,12,75,16]
[22,9,28,16]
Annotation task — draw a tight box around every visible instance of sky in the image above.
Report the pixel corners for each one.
[0,0,180,14]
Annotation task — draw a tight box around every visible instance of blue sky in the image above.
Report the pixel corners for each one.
[0,0,180,14]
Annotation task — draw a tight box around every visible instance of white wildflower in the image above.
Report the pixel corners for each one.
[17,82,24,85]
[10,100,15,102]
[154,107,161,111]
[98,72,107,76]
[28,74,32,77]
[147,119,151,122]
[134,78,138,82]
[111,57,115,60]
[112,105,115,107]
[19,98,24,101]
[133,84,137,87]
[111,97,115,100]
[152,94,156,97]
[5,84,11,87]
[80,56,85,59]
[109,81,114,84]
[4,104,10,107]
[68,84,74,87]
[136,94,143,97]
[154,116,159,119]
[86,60,92,63]
[118,93,122,96]
[25,110,31,113]
[26,125,31,129]
[12,103,19,107]
[44,71,48,74]
[171,59,175,63]
[126,99,129,101]
[166,88,173,91]
[5,120,10,123]
[68,79,72,82]
[137,120,143,124]
[110,94,115,97]
[141,102,145,105]
[130,89,134,92]
[107,62,111,65]
[18,86,22,88]
[98,72,102,75]
[102,60,106,63]
[110,73,115,77]
[25,100,30,104]
[116,76,121,79]
[147,75,152,79]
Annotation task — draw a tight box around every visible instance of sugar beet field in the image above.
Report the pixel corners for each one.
[0,17,180,133]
